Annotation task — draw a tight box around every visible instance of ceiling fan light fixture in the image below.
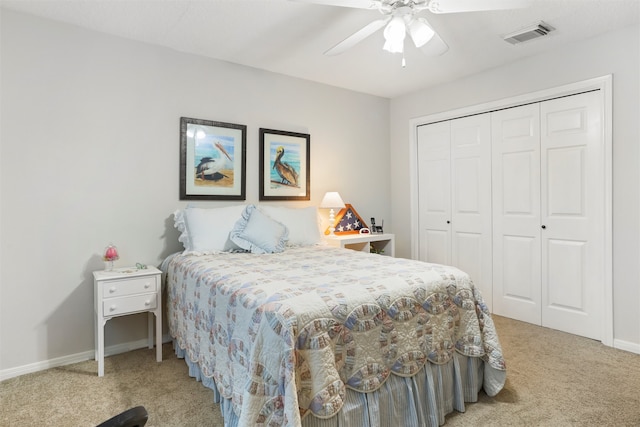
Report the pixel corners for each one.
[408,17,435,48]
[383,16,406,53]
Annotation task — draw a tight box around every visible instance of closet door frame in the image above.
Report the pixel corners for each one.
[408,75,613,347]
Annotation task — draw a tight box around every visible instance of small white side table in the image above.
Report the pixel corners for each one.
[325,233,395,257]
[93,266,162,377]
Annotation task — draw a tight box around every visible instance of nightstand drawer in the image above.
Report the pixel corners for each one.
[103,293,157,316]
[102,276,157,298]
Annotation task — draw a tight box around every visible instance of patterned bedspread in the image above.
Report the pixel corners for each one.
[166,245,505,426]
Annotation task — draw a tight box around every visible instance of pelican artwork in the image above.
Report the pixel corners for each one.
[273,146,299,187]
[196,142,232,181]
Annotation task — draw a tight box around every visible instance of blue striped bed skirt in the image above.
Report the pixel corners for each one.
[173,342,504,426]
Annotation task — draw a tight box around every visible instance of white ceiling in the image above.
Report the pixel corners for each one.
[2,0,639,98]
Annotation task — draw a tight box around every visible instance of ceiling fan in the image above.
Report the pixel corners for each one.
[293,0,532,61]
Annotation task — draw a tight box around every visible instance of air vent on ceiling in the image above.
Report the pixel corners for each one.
[503,21,555,45]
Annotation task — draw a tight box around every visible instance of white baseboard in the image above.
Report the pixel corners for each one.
[0,334,172,382]
[613,338,640,354]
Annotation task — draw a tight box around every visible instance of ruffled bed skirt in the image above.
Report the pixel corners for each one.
[173,341,505,427]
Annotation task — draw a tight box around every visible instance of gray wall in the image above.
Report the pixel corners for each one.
[0,10,390,374]
[390,24,640,349]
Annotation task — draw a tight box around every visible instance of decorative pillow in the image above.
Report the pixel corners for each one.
[258,205,322,246]
[230,205,289,254]
[174,204,247,253]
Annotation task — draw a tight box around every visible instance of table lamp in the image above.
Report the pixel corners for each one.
[320,192,346,236]
[103,243,119,271]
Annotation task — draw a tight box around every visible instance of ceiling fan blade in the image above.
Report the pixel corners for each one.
[324,18,390,56]
[419,32,449,56]
[290,0,380,9]
[430,0,532,13]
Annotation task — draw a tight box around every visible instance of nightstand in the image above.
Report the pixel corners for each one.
[93,266,162,377]
[325,233,395,257]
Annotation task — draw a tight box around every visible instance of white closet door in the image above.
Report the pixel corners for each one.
[417,121,451,265]
[492,103,542,325]
[540,91,603,340]
[417,116,492,307]
[450,114,493,308]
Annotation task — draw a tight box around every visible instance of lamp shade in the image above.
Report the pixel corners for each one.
[103,244,119,261]
[409,17,435,48]
[320,192,346,209]
[383,16,406,53]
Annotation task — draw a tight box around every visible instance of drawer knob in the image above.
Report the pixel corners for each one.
[144,283,150,289]
[109,287,116,293]
[145,300,151,306]
[110,305,117,311]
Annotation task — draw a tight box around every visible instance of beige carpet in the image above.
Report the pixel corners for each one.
[1,316,639,426]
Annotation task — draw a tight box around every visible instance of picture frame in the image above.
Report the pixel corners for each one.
[259,128,310,201]
[180,117,246,200]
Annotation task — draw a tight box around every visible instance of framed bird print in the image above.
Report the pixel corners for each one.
[179,117,247,200]
[259,128,310,201]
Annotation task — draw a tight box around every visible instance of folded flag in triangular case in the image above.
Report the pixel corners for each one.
[324,204,368,235]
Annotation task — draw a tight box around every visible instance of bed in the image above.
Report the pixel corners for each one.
[164,204,506,426]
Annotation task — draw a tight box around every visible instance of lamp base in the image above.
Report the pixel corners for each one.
[328,209,336,236]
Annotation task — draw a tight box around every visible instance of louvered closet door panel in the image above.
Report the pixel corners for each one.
[492,103,542,325]
[417,121,451,265]
[540,91,603,340]
[450,114,493,308]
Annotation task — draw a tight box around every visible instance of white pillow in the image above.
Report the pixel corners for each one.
[230,205,289,254]
[258,206,322,246]
[175,204,247,253]
[173,208,192,251]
